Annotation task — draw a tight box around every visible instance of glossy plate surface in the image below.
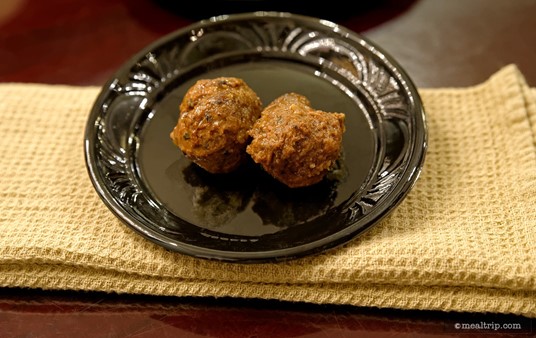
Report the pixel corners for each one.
[84,12,427,262]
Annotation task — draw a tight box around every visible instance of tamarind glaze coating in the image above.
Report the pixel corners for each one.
[170,77,262,173]
[246,93,345,188]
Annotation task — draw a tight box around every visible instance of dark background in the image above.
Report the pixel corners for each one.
[1,0,535,87]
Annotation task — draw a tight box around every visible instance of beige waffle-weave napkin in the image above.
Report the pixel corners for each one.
[0,64,535,317]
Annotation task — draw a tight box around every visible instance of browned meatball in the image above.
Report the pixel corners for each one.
[170,77,262,173]
[246,93,346,188]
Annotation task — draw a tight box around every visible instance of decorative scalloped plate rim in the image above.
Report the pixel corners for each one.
[84,12,427,263]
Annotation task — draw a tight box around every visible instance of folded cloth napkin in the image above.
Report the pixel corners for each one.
[0,64,535,317]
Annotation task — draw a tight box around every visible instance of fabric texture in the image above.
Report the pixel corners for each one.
[0,64,535,317]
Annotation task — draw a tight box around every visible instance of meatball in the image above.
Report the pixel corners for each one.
[170,77,262,173]
[246,93,346,188]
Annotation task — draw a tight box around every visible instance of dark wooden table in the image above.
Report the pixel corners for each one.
[1,0,535,336]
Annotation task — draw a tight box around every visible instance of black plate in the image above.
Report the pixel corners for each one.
[84,12,427,263]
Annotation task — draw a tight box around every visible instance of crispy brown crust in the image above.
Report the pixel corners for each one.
[170,77,262,173]
[246,93,345,188]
